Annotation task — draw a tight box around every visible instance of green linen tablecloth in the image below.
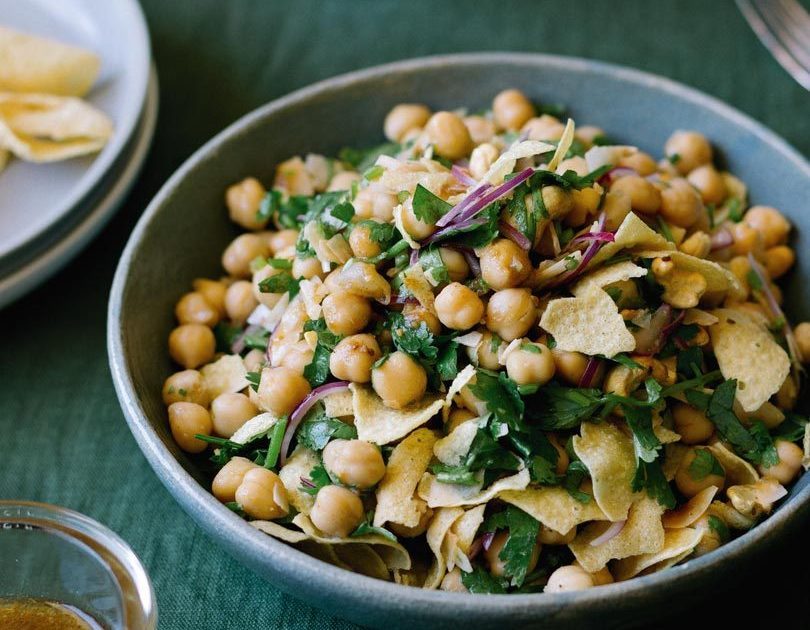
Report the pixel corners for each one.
[1,1,808,627]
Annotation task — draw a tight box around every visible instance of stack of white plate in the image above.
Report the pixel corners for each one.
[0,0,157,309]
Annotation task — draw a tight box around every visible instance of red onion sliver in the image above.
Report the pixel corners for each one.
[660,308,685,338]
[546,212,610,289]
[578,356,602,388]
[409,248,419,266]
[481,531,495,552]
[435,182,491,227]
[710,228,733,251]
[299,476,316,489]
[498,220,531,250]
[451,164,477,186]
[450,167,534,227]
[423,217,489,245]
[597,166,638,186]
[279,381,351,465]
[589,520,626,546]
[231,324,263,355]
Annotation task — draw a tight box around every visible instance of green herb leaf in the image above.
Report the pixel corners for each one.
[351,511,397,542]
[258,271,301,297]
[706,380,768,464]
[469,370,526,433]
[461,566,508,594]
[772,412,808,442]
[687,448,724,480]
[436,341,459,381]
[609,353,643,369]
[264,417,288,470]
[339,142,400,171]
[430,463,481,486]
[300,464,332,495]
[499,506,541,587]
[707,515,730,542]
[387,312,438,362]
[303,342,331,387]
[419,246,451,286]
[257,189,283,222]
[528,385,605,430]
[624,405,662,464]
[727,198,743,223]
[632,459,676,509]
[296,403,357,451]
[246,370,261,392]
[563,460,592,503]
[412,184,452,224]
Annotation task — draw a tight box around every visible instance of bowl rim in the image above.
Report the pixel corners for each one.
[108,52,810,617]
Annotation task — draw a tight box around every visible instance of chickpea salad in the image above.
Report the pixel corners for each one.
[161,89,810,594]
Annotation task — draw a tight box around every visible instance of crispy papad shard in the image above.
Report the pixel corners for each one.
[612,527,701,580]
[442,364,476,422]
[662,443,689,481]
[654,425,681,445]
[434,419,479,466]
[0,92,112,162]
[589,212,674,267]
[250,520,308,543]
[662,486,717,529]
[230,412,280,445]
[278,447,320,516]
[569,496,665,573]
[424,507,464,589]
[323,389,354,418]
[297,540,351,571]
[499,486,607,534]
[803,423,810,471]
[707,442,759,486]
[351,383,443,445]
[539,284,636,358]
[200,354,248,398]
[0,26,100,97]
[293,514,411,571]
[573,422,638,521]
[334,544,391,581]
[571,261,648,297]
[635,250,744,299]
[418,468,530,509]
[374,428,438,528]
[708,309,790,412]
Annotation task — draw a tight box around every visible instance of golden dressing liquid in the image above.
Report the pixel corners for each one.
[0,598,102,630]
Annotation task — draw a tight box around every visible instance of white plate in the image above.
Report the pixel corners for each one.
[0,0,150,261]
[0,66,158,310]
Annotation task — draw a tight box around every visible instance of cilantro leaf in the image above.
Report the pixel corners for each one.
[213,322,244,353]
[528,385,605,430]
[296,404,357,451]
[303,341,331,387]
[430,463,481,486]
[749,421,779,468]
[632,459,676,509]
[338,142,400,171]
[499,507,541,587]
[256,189,283,223]
[707,515,730,542]
[608,353,643,369]
[303,318,342,350]
[436,341,459,380]
[503,182,535,244]
[469,370,526,433]
[388,312,438,362]
[419,246,451,286]
[563,460,592,504]
[246,370,261,392]
[357,220,397,247]
[351,511,397,542]
[258,271,301,297]
[706,380,767,464]
[688,448,725,480]
[624,405,662,464]
[461,566,508,594]
[772,412,808,442]
[412,184,452,224]
[300,464,332,495]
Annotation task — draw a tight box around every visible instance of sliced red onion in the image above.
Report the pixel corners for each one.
[450,167,535,227]
[546,213,610,289]
[578,356,602,388]
[279,381,350,465]
[423,217,489,245]
[468,536,484,560]
[409,248,419,266]
[498,220,531,250]
[435,182,491,227]
[388,293,419,306]
[660,308,685,338]
[589,520,626,546]
[598,166,638,186]
[747,253,803,370]
[299,476,316,489]
[569,231,615,246]
[481,531,495,552]
[710,228,733,251]
[451,164,477,186]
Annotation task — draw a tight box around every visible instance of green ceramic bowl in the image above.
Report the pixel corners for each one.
[108,53,810,629]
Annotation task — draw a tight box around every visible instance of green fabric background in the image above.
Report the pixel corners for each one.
[1,1,808,628]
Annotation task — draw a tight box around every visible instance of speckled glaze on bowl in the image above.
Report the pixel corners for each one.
[108,53,810,629]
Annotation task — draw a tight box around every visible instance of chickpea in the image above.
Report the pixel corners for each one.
[226,177,268,231]
[664,130,712,174]
[222,233,271,278]
[590,566,614,586]
[256,366,311,416]
[479,238,531,290]
[168,324,216,369]
[192,278,227,317]
[349,223,382,259]
[446,407,477,432]
[575,125,605,149]
[569,186,602,224]
[795,322,810,362]
[679,231,712,259]
[243,348,266,373]
[618,151,657,176]
[540,185,573,219]
[438,247,470,283]
[310,485,365,537]
[744,206,791,248]
[168,402,213,453]
[235,467,289,520]
[544,565,594,593]
[538,524,576,545]
[212,456,257,503]
[486,289,536,341]
[602,190,632,232]
[329,334,382,383]
[492,89,536,131]
[675,448,726,498]
[383,103,431,142]
[224,280,258,324]
[211,392,258,438]
[471,330,502,370]
[506,341,555,386]
[672,402,714,445]
[278,340,315,375]
[439,567,469,593]
[730,222,764,257]
[610,175,661,215]
[292,256,324,280]
[775,374,798,410]
[251,265,285,309]
[162,369,211,407]
[485,530,541,577]
[692,514,723,556]
[267,229,299,256]
[353,188,398,222]
[758,439,803,484]
[687,164,726,205]
[322,439,386,489]
[175,291,220,327]
[764,245,795,279]
[322,291,372,336]
[659,179,701,228]
[389,507,434,538]
[463,115,496,145]
[425,111,473,160]
[275,156,314,196]
[435,282,485,331]
[327,170,361,193]
[400,201,437,240]
[371,351,427,409]
[469,143,499,180]
[556,156,589,177]
[522,115,565,141]
[402,303,442,336]
[550,349,589,386]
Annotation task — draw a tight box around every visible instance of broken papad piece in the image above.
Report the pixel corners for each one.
[499,486,607,534]
[571,260,648,297]
[278,446,321,516]
[350,383,443,445]
[611,527,701,580]
[200,354,248,398]
[708,308,790,412]
[374,428,439,528]
[573,421,638,521]
[635,250,744,300]
[250,519,308,543]
[424,507,465,589]
[418,467,530,509]
[589,212,673,267]
[569,496,665,573]
[539,284,636,358]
